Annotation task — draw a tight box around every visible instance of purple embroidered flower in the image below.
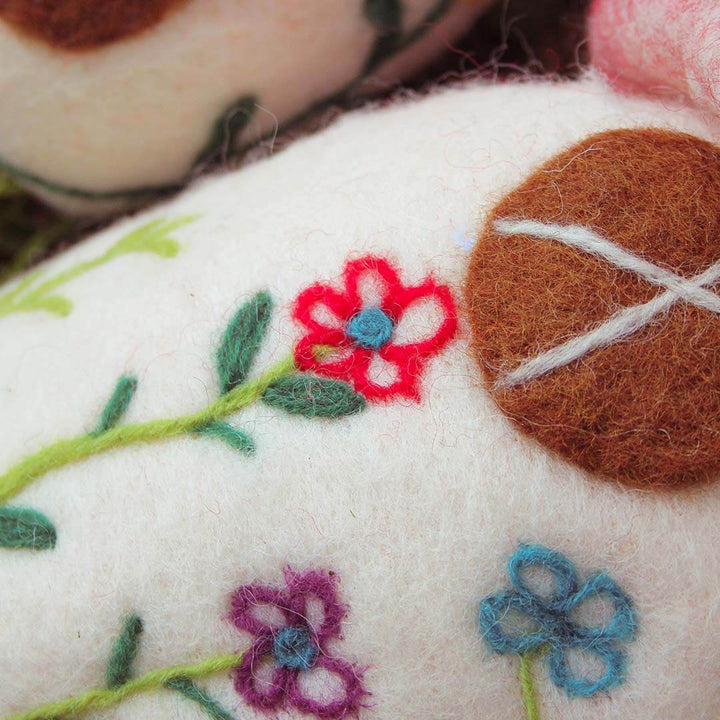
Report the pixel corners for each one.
[230,568,368,719]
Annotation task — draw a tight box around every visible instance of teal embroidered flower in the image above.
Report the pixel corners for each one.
[478,544,637,710]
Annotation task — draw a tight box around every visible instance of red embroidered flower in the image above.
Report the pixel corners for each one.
[293,256,457,401]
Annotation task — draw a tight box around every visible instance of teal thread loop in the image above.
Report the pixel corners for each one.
[478,544,637,698]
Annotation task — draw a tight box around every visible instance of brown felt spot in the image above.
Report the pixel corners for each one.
[0,0,188,50]
[465,128,720,488]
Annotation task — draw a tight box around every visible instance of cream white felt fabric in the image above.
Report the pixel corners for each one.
[0,0,487,214]
[1,75,720,720]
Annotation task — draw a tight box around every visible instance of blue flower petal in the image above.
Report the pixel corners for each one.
[478,590,553,655]
[547,638,627,697]
[508,544,580,604]
[561,572,637,643]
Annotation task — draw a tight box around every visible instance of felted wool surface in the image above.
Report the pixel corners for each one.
[1,76,720,720]
[466,127,720,488]
[589,0,720,116]
[0,0,488,215]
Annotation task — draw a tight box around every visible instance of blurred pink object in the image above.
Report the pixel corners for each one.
[589,0,720,114]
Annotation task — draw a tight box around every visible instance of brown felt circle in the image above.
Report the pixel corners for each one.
[0,0,188,50]
[465,128,720,488]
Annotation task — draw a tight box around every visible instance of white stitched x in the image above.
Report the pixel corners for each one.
[492,219,720,390]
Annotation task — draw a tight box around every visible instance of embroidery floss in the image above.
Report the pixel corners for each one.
[7,652,245,720]
[0,506,56,550]
[477,544,637,718]
[8,611,241,720]
[0,288,365,548]
[294,255,458,401]
[164,677,236,720]
[0,254,456,548]
[230,567,369,718]
[91,376,138,436]
[8,568,368,720]
[106,615,144,688]
[0,216,193,318]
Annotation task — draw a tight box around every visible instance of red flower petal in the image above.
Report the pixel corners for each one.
[293,282,356,334]
[343,256,404,317]
[387,280,458,357]
[292,256,458,403]
[350,346,422,401]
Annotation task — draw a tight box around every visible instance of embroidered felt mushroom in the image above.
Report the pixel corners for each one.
[3,60,720,720]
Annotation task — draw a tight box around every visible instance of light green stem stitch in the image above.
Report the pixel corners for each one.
[0,354,295,504]
[4,652,246,720]
[0,216,195,317]
[0,219,75,286]
[519,650,543,720]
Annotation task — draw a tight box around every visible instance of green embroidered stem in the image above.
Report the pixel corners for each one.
[5,652,246,720]
[0,354,295,504]
[519,651,542,720]
[0,216,194,317]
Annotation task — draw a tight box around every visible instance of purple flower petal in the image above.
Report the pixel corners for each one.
[233,636,292,710]
[287,654,368,719]
[230,582,293,637]
[285,568,346,645]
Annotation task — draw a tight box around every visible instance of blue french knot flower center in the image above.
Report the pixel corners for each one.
[346,307,394,350]
[272,625,318,671]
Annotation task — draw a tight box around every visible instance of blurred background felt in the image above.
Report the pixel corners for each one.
[0,0,589,282]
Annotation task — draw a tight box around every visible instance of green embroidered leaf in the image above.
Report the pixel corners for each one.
[263,375,366,418]
[195,420,255,456]
[217,290,273,394]
[193,95,258,169]
[166,677,236,720]
[92,376,138,436]
[107,216,197,259]
[0,507,57,550]
[106,614,144,688]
